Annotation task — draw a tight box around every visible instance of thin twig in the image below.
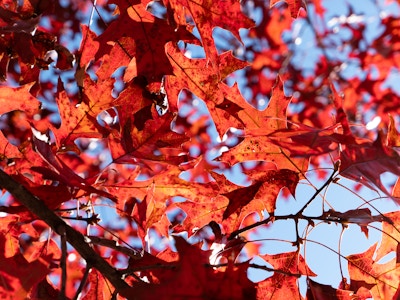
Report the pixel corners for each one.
[0,169,131,293]
[73,266,91,300]
[206,263,302,278]
[297,164,339,215]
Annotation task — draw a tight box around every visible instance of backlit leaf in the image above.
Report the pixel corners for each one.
[219,77,308,174]
[97,2,196,82]
[0,84,40,116]
[257,251,315,299]
[165,41,249,110]
[347,243,400,300]
[270,0,307,18]
[169,0,254,68]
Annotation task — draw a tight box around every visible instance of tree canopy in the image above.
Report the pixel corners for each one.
[0,0,400,299]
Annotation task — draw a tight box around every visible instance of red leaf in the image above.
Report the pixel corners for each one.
[51,79,104,151]
[170,0,254,68]
[270,0,307,18]
[264,122,348,157]
[0,254,51,299]
[218,77,308,174]
[328,83,400,199]
[32,136,116,201]
[77,25,99,68]
[105,165,220,216]
[123,237,256,299]
[174,197,229,236]
[0,215,20,258]
[339,133,400,197]
[29,278,60,299]
[0,131,23,163]
[375,211,400,262]
[97,2,196,82]
[108,108,189,164]
[257,251,315,299]
[165,42,249,111]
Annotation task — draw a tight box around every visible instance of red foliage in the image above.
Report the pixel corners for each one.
[0,0,399,299]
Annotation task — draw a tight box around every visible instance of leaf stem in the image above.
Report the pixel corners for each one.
[296,165,338,215]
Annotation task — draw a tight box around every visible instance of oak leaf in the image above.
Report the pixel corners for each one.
[0,215,20,258]
[307,279,372,300]
[165,42,249,111]
[0,130,23,163]
[347,243,400,300]
[32,136,116,201]
[97,2,196,82]
[339,133,400,197]
[257,251,315,299]
[265,122,349,157]
[0,253,53,299]
[0,84,40,116]
[132,195,171,245]
[332,84,400,198]
[387,114,400,147]
[168,0,254,68]
[81,269,113,300]
[105,165,219,213]
[50,80,104,152]
[218,77,308,174]
[108,108,189,164]
[174,196,229,235]
[375,211,400,263]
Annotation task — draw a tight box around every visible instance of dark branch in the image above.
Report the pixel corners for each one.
[0,169,130,292]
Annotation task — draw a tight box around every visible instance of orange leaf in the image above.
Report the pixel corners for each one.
[0,84,40,116]
[347,243,400,300]
[387,115,400,147]
[105,165,219,211]
[174,197,229,235]
[81,269,113,300]
[218,77,308,173]
[375,211,400,262]
[51,79,104,151]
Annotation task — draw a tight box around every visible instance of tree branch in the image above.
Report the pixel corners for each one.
[0,169,130,293]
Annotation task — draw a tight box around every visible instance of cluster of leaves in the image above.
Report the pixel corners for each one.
[0,0,400,299]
